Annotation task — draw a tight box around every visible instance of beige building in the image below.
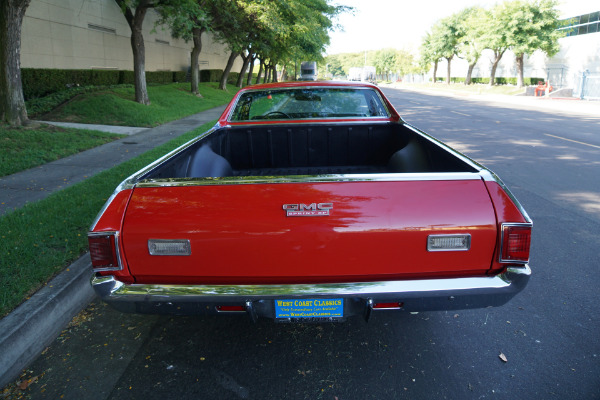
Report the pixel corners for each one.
[21,0,243,73]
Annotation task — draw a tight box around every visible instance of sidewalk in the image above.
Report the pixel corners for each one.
[0,105,226,216]
[0,105,226,388]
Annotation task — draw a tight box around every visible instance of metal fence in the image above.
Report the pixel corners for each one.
[581,74,600,100]
[546,66,568,89]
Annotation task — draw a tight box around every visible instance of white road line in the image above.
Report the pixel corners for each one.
[451,111,471,117]
[544,134,600,150]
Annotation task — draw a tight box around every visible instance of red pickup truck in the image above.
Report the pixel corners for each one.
[88,81,532,322]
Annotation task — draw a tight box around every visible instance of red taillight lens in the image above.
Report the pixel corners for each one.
[88,233,119,269]
[501,224,532,263]
[216,305,246,312]
[373,302,403,309]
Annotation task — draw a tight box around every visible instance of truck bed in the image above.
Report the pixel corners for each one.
[89,82,532,318]
[142,122,478,180]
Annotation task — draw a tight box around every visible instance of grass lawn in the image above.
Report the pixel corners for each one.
[40,82,239,127]
[0,121,215,317]
[0,124,124,177]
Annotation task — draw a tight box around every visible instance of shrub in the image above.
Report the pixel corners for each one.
[21,68,189,100]
[200,69,223,82]
[227,72,240,85]
[173,71,187,82]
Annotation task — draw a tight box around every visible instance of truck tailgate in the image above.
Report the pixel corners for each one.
[122,180,497,284]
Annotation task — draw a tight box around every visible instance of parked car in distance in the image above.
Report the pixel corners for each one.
[89,81,532,322]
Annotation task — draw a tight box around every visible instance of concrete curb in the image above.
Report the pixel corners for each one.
[0,254,95,388]
[36,121,150,135]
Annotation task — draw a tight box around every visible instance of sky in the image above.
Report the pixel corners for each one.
[325,0,598,55]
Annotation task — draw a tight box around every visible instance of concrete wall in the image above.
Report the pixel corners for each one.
[21,0,243,73]
[549,33,600,89]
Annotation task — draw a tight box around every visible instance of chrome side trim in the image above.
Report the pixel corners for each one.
[89,179,135,231]
[402,123,532,224]
[90,125,222,231]
[223,119,394,128]
[91,265,530,314]
[135,172,484,188]
[480,169,533,224]
[87,231,123,272]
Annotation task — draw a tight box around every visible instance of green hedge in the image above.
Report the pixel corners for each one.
[227,72,240,85]
[434,76,545,85]
[197,69,257,85]
[21,68,190,100]
[199,69,223,83]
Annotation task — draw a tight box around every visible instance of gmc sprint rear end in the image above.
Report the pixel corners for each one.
[88,81,532,322]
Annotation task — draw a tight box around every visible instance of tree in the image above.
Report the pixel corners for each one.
[480,2,514,86]
[202,0,250,89]
[237,49,252,87]
[372,49,396,80]
[394,49,417,78]
[0,0,31,126]
[505,0,562,87]
[429,14,463,85]
[116,0,198,104]
[115,0,154,105]
[457,7,487,85]
[246,0,347,83]
[324,55,345,78]
[419,32,441,83]
[156,1,209,96]
[246,52,258,85]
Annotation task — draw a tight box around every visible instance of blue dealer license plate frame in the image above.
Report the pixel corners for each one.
[274,298,344,319]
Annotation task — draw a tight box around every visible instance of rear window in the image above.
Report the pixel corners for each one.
[230,87,389,121]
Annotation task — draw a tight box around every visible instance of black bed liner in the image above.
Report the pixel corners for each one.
[142,122,477,180]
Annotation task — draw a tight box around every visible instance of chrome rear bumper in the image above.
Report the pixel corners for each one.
[91,265,530,320]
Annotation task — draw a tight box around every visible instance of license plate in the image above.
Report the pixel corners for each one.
[275,298,344,319]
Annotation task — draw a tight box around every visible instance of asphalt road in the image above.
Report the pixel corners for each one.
[17,89,600,400]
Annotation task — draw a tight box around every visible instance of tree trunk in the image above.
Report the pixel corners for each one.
[516,53,524,88]
[116,0,151,105]
[271,64,278,83]
[236,51,251,88]
[489,50,505,87]
[190,27,205,96]
[246,55,256,86]
[432,60,438,84]
[445,56,453,85]
[255,59,264,84]
[0,0,31,126]
[465,63,476,85]
[264,62,271,83]
[219,51,238,90]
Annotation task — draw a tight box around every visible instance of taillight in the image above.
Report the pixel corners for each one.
[500,224,532,263]
[373,302,403,309]
[88,232,121,271]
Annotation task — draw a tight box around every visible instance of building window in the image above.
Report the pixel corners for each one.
[558,11,600,37]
